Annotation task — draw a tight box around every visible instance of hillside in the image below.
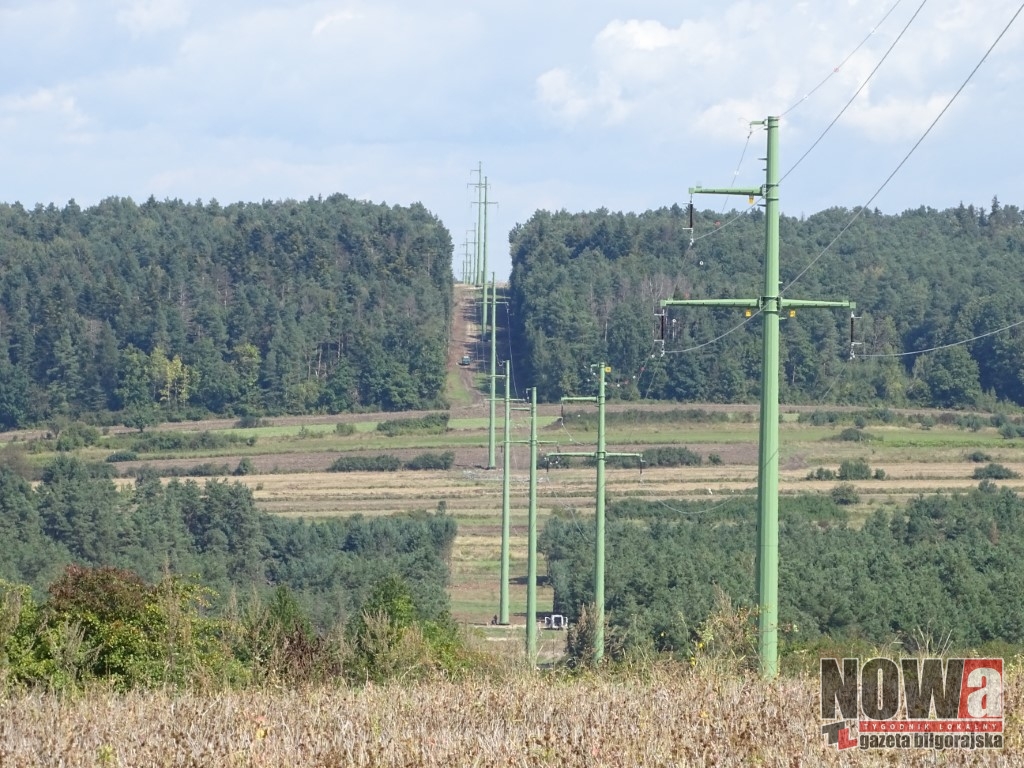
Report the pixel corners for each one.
[0,195,453,429]
[508,201,1024,409]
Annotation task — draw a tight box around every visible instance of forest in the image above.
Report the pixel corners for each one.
[0,456,455,630]
[0,195,453,429]
[507,200,1024,408]
[541,485,1024,657]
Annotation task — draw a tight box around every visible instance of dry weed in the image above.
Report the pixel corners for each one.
[0,664,1020,766]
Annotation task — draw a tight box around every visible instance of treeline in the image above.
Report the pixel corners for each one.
[508,200,1024,408]
[541,486,1024,656]
[0,195,453,429]
[0,457,455,629]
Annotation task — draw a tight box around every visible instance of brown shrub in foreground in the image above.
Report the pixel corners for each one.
[0,663,1020,767]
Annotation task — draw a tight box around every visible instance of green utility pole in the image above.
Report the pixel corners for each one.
[560,364,642,662]
[526,387,539,665]
[499,360,512,625]
[660,116,854,678]
[488,274,498,469]
[472,163,484,288]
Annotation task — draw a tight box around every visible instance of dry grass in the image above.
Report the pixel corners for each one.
[1,664,1019,766]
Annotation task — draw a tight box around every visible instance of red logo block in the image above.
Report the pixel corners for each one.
[960,659,1003,720]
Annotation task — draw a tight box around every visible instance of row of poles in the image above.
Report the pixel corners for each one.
[470,118,855,677]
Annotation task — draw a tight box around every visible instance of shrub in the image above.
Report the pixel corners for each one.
[55,423,101,452]
[835,427,876,442]
[234,415,270,429]
[608,447,701,469]
[43,565,230,690]
[335,422,356,436]
[105,450,139,463]
[327,455,402,472]
[131,431,253,453]
[807,467,836,481]
[233,458,256,476]
[838,458,872,481]
[830,483,860,505]
[375,413,449,437]
[973,463,1020,480]
[966,450,992,463]
[403,451,455,471]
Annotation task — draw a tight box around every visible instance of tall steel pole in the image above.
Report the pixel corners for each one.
[661,116,853,678]
[526,387,538,665]
[594,364,607,658]
[757,116,782,678]
[499,360,512,625]
[488,274,498,469]
[561,364,641,662]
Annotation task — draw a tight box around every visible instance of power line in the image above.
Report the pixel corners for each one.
[860,317,1024,359]
[780,0,907,119]
[780,0,929,185]
[781,0,1024,298]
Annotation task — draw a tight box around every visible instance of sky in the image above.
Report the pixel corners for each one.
[1,0,1022,280]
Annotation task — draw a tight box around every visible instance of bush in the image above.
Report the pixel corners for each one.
[335,423,356,436]
[403,451,455,471]
[233,458,256,476]
[345,575,472,683]
[838,458,872,481]
[608,447,701,469]
[807,467,836,481]
[973,463,1020,480]
[234,415,270,429]
[131,431,253,453]
[830,483,860,505]
[42,565,230,690]
[105,450,139,463]
[55,422,101,452]
[835,428,876,442]
[327,455,402,472]
[966,450,992,463]
[375,413,450,437]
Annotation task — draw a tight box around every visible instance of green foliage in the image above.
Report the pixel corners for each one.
[608,446,701,469]
[834,427,877,442]
[0,196,452,426]
[37,565,232,690]
[402,451,455,470]
[973,463,1020,480]
[544,487,1024,654]
[807,467,836,481]
[105,450,139,463]
[837,458,872,481]
[55,422,101,452]
[327,454,402,472]
[234,415,270,429]
[345,574,469,683]
[375,413,450,436]
[967,450,992,463]
[508,203,1024,408]
[334,422,356,436]
[130,431,253,453]
[829,483,860,505]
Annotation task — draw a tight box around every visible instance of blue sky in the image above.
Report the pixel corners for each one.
[1,0,1022,279]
